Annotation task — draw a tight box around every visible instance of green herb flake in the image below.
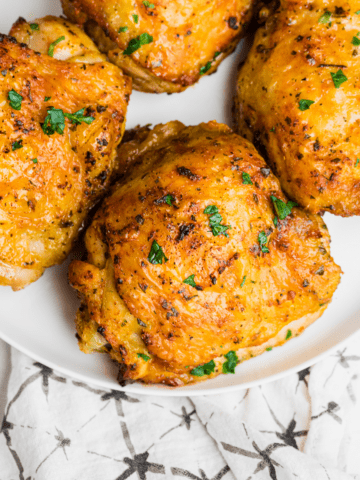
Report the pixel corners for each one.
[222,351,238,374]
[318,11,331,24]
[352,34,360,46]
[183,274,197,288]
[258,231,269,254]
[270,127,275,132]
[271,196,297,220]
[30,23,39,31]
[285,329,292,340]
[148,240,168,265]
[356,158,360,167]
[330,69,348,88]
[200,61,212,75]
[8,89,23,110]
[298,99,315,111]
[137,353,150,361]
[42,107,94,136]
[31,158,38,164]
[242,171,253,185]
[356,10,360,14]
[266,347,273,351]
[48,36,65,57]
[240,275,247,288]
[132,14,139,23]
[64,107,94,125]
[118,26,129,33]
[143,0,155,7]
[204,205,231,237]
[123,32,153,55]
[214,51,221,58]
[190,359,216,377]
[273,217,278,227]
[12,140,23,151]
[164,194,174,206]
[44,96,51,102]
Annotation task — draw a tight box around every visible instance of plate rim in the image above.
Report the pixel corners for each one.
[0,324,357,397]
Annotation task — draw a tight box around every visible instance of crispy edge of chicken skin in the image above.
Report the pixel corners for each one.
[235,0,360,216]
[61,0,254,93]
[0,18,131,290]
[68,121,341,387]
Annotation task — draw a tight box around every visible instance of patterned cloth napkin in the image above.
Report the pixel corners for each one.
[1,332,360,480]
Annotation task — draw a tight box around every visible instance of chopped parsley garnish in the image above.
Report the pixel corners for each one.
[31,158,38,164]
[273,217,278,227]
[285,329,292,340]
[143,1,155,7]
[222,351,238,374]
[271,196,297,220]
[30,23,39,31]
[118,26,129,33]
[200,61,212,75]
[242,172,253,185]
[204,205,231,237]
[183,274,197,288]
[44,96,51,102]
[137,353,150,361]
[190,359,215,376]
[214,51,221,58]
[258,231,269,253]
[352,34,360,46]
[266,347,272,351]
[164,194,174,206]
[8,89,23,110]
[356,10,360,14]
[240,275,247,288]
[42,107,94,136]
[132,14,139,23]
[148,240,168,265]
[356,158,360,167]
[330,69,348,88]
[298,99,314,111]
[123,32,153,55]
[318,11,331,23]
[48,36,65,57]
[270,127,275,132]
[12,140,23,151]
[64,107,94,125]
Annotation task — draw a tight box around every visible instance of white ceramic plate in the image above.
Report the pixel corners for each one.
[1,0,360,397]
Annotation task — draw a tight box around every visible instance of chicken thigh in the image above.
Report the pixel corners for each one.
[236,0,360,216]
[0,16,131,290]
[62,0,254,93]
[69,121,341,386]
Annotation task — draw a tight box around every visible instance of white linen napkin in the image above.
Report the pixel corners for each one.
[1,332,360,480]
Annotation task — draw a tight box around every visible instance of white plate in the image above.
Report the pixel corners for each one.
[1,0,360,396]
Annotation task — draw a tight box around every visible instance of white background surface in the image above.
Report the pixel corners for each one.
[0,0,360,396]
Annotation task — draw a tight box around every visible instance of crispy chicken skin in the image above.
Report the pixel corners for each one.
[236,0,360,216]
[69,121,341,387]
[0,17,131,290]
[62,0,253,93]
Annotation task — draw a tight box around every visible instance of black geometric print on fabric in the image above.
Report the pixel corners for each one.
[36,428,71,473]
[296,367,311,392]
[160,407,196,439]
[311,401,342,424]
[221,440,288,480]
[1,362,67,479]
[171,465,230,480]
[72,381,140,417]
[324,348,360,387]
[261,394,308,449]
[115,421,165,480]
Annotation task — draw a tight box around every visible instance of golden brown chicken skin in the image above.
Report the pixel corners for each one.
[62,0,254,93]
[236,0,360,216]
[0,17,131,290]
[69,121,341,387]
